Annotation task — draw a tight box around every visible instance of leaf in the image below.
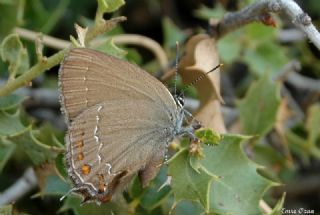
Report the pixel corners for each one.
[173,201,204,215]
[0,94,24,110]
[237,73,280,136]
[269,193,286,215]
[41,175,70,196]
[97,0,125,14]
[193,4,225,20]
[306,104,320,148]
[0,2,18,40]
[139,168,172,210]
[285,130,310,164]
[0,110,28,137]
[242,24,287,76]
[0,204,13,215]
[0,34,29,78]
[55,153,68,180]
[0,139,16,173]
[200,134,274,214]
[10,128,61,165]
[59,196,127,215]
[95,0,125,22]
[179,34,225,132]
[217,32,242,64]
[162,17,186,50]
[129,167,171,211]
[168,148,214,211]
[96,38,127,59]
[196,129,221,146]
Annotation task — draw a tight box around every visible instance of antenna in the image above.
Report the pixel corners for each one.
[174,41,179,97]
[179,63,223,96]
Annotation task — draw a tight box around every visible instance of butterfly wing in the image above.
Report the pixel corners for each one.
[60,48,178,203]
[59,48,176,123]
[66,99,173,203]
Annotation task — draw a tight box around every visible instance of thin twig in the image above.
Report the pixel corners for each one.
[211,0,320,51]
[277,0,320,50]
[96,34,168,69]
[0,49,67,97]
[287,72,320,92]
[259,200,272,214]
[14,27,70,50]
[0,167,38,205]
[14,28,168,70]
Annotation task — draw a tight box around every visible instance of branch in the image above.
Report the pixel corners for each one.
[14,29,168,69]
[211,0,320,51]
[277,0,320,50]
[0,49,67,97]
[98,34,168,69]
[14,27,70,50]
[0,167,37,205]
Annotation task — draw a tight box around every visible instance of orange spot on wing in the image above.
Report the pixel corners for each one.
[98,174,106,193]
[75,140,84,149]
[77,152,84,161]
[81,164,91,175]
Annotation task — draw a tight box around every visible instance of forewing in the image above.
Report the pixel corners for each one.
[66,99,170,202]
[59,48,176,123]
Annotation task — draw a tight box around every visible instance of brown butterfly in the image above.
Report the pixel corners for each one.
[59,48,200,204]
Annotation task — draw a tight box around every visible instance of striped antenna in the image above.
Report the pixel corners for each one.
[179,63,223,96]
[174,41,180,97]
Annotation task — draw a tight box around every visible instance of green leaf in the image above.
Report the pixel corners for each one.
[217,32,242,64]
[162,17,186,50]
[200,134,274,214]
[95,0,125,22]
[0,204,13,215]
[0,2,18,40]
[269,193,286,215]
[0,94,24,110]
[0,110,28,137]
[285,130,310,163]
[173,201,204,215]
[59,196,127,215]
[306,104,320,148]
[10,127,61,165]
[97,0,125,13]
[168,148,214,211]
[193,4,225,20]
[0,139,16,173]
[96,38,127,59]
[237,73,280,136]
[55,153,68,180]
[286,104,320,160]
[129,167,171,211]
[33,123,64,148]
[242,24,288,75]
[0,34,29,78]
[140,167,171,210]
[196,129,221,146]
[41,175,70,196]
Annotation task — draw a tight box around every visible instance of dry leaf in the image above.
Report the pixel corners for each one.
[179,34,225,133]
[75,23,88,47]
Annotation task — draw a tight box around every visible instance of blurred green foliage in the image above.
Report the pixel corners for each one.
[0,0,319,214]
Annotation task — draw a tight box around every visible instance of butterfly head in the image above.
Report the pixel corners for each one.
[174,94,185,109]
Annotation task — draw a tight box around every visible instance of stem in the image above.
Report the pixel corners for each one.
[15,27,168,69]
[0,167,37,205]
[211,0,320,51]
[0,49,67,97]
[14,27,70,50]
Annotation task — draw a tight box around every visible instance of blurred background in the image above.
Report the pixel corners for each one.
[0,0,320,214]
